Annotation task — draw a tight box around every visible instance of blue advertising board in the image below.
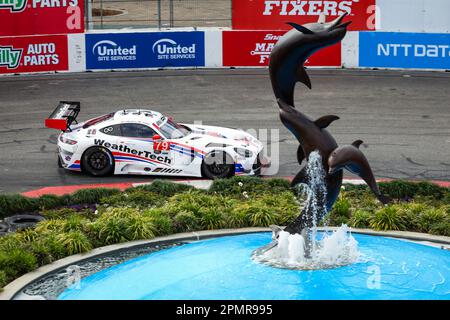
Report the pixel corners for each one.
[86,32,205,70]
[359,32,450,70]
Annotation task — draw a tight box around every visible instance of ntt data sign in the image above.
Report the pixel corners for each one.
[359,32,450,70]
[85,32,205,70]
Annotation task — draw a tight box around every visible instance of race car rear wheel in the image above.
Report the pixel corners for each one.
[82,147,114,176]
[201,151,234,179]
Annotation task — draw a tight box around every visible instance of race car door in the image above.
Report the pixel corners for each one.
[118,123,172,174]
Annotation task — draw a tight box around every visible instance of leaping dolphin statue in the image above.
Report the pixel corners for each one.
[268,14,390,238]
[328,141,391,205]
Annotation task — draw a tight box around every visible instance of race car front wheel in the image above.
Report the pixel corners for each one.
[201,151,235,179]
[82,147,114,176]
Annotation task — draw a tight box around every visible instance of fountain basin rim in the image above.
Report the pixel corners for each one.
[1,227,449,300]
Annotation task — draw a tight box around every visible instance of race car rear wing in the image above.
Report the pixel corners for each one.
[45,101,80,131]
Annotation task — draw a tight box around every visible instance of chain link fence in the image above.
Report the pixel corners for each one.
[86,0,232,29]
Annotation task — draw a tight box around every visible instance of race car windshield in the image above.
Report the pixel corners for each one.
[159,117,191,139]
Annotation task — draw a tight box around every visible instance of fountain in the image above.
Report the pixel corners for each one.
[253,151,359,270]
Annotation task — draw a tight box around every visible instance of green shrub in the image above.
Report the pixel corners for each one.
[93,208,135,244]
[163,191,224,218]
[429,221,450,236]
[198,208,225,230]
[15,229,39,243]
[397,203,427,231]
[370,206,405,231]
[210,176,290,197]
[0,234,24,252]
[57,231,93,255]
[0,194,38,219]
[40,208,79,219]
[0,249,37,280]
[234,202,278,227]
[69,188,121,205]
[101,191,165,208]
[417,208,447,233]
[378,180,446,200]
[173,211,199,232]
[126,216,155,241]
[224,209,249,228]
[0,270,6,289]
[37,194,66,211]
[325,197,351,226]
[128,180,194,197]
[142,208,173,236]
[349,210,372,228]
[258,191,299,225]
[35,219,66,234]
[36,232,67,261]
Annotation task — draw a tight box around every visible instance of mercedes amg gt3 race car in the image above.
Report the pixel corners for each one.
[45,102,269,178]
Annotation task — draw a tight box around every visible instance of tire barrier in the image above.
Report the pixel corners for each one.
[4,215,45,232]
[0,222,9,236]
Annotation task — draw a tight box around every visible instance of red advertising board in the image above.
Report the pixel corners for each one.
[0,35,69,74]
[223,31,341,67]
[0,0,84,36]
[232,0,376,31]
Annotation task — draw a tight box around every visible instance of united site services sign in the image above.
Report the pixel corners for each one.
[359,32,450,70]
[0,0,84,36]
[86,32,205,70]
[0,34,68,74]
[232,0,376,31]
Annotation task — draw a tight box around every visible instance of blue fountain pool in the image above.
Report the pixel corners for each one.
[58,232,450,300]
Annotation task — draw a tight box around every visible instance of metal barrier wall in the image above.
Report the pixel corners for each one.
[86,0,232,29]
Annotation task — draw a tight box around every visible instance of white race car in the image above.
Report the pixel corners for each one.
[45,102,269,178]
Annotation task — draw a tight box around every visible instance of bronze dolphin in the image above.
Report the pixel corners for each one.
[268,14,389,238]
[269,13,351,107]
[328,141,391,205]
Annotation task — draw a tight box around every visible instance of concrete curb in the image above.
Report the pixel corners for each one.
[1,227,449,300]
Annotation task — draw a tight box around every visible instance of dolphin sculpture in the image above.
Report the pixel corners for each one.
[268,14,390,238]
[328,141,391,205]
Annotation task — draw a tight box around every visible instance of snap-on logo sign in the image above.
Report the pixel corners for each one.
[0,46,22,69]
[92,40,137,62]
[262,0,356,16]
[152,38,197,60]
[0,0,78,12]
[251,34,281,64]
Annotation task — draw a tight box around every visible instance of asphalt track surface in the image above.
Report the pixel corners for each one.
[0,69,449,194]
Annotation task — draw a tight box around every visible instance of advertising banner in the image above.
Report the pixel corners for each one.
[85,32,205,70]
[223,31,341,67]
[359,32,450,69]
[0,34,69,74]
[0,0,84,37]
[232,0,376,31]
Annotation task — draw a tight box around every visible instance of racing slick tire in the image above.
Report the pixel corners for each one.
[5,214,45,232]
[58,156,63,168]
[201,151,235,179]
[81,147,115,176]
[0,222,9,235]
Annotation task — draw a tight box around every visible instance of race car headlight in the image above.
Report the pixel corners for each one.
[59,135,77,145]
[234,148,253,158]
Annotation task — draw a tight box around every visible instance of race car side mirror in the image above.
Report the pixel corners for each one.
[152,134,162,141]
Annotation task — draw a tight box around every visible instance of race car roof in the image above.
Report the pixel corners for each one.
[112,109,164,124]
